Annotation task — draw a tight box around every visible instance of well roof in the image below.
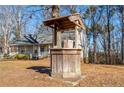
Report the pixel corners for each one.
[43,13,85,31]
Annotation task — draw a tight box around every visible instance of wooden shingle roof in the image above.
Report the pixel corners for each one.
[43,13,85,31]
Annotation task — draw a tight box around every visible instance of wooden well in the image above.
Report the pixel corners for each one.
[43,13,85,81]
[50,48,81,80]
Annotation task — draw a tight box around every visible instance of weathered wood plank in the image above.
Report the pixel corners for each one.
[57,31,61,48]
[50,48,81,80]
[75,25,79,48]
[63,40,73,48]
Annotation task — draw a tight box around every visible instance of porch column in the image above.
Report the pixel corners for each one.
[25,46,26,54]
[38,45,41,57]
[48,45,51,55]
[8,47,11,55]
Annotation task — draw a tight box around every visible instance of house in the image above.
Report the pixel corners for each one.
[9,29,84,59]
[9,33,52,59]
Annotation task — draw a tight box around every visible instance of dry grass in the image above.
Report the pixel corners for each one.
[79,64,124,87]
[0,58,124,87]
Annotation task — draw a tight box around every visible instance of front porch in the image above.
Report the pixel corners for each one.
[10,44,51,59]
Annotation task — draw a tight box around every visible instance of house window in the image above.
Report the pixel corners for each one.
[21,49,24,54]
[34,49,38,54]
[40,47,44,52]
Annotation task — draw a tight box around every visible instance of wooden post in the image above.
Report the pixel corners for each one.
[57,31,61,48]
[75,21,79,48]
[53,26,57,47]
[78,31,81,49]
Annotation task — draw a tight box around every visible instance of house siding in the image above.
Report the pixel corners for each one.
[10,44,51,59]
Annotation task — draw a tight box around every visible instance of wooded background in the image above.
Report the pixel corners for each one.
[0,5,124,64]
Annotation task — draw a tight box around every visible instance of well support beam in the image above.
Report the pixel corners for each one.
[53,25,57,47]
[57,31,61,48]
[75,24,79,48]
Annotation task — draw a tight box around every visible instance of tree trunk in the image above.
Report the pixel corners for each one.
[93,26,97,64]
[51,5,60,47]
[82,30,89,63]
[52,5,60,18]
[103,30,108,64]
[92,18,97,64]
[121,6,124,64]
[107,5,111,64]
[16,25,21,40]
[3,30,8,55]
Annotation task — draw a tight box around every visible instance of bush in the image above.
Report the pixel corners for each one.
[3,54,9,58]
[14,54,30,60]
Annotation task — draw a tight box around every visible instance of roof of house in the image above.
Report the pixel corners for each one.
[10,33,53,46]
[10,30,77,47]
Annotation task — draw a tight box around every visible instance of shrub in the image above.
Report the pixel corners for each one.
[3,54,13,60]
[14,54,30,60]
[3,54,9,58]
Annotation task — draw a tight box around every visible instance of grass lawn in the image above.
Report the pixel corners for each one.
[0,58,124,87]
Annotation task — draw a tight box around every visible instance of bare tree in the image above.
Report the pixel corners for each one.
[12,6,33,40]
[0,6,15,55]
[120,6,124,64]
